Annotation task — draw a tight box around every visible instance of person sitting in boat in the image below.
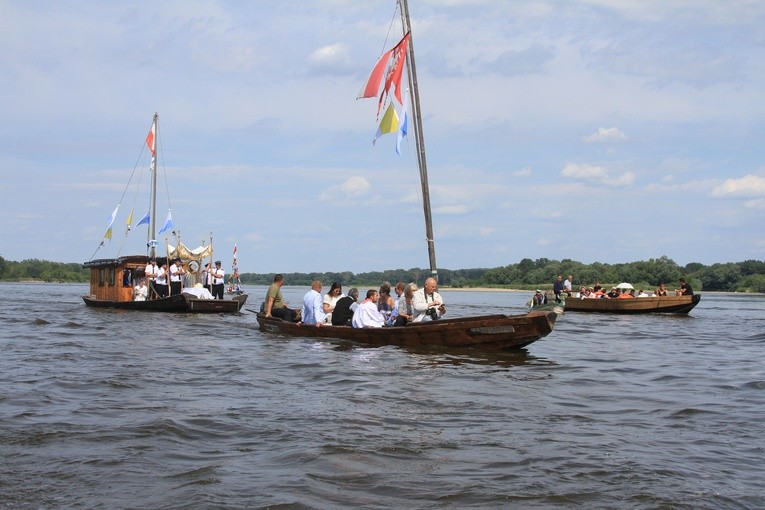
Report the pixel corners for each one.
[264,274,296,322]
[593,280,603,293]
[322,282,344,324]
[580,287,597,299]
[352,289,385,328]
[331,287,359,326]
[607,287,620,299]
[394,283,417,326]
[412,277,446,322]
[301,280,325,327]
[655,282,669,297]
[637,289,651,297]
[617,288,635,298]
[675,278,694,296]
[133,278,148,301]
[377,282,396,325]
[168,258,186,296]
[531,289,547,306]
[154,262,169,298]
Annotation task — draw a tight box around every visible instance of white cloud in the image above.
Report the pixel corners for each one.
[712,174,765,197]
[562,163,607,180]
[307,42,352,74]
[582,127,627,144]
[320,176,371,201]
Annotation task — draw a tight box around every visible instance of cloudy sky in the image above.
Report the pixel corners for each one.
[1,0,763,273]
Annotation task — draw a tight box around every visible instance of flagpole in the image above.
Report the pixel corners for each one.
[398,0,438,281]
[149,112,159,259]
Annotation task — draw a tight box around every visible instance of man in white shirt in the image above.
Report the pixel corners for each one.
[144,259,158,299]
[301,280,325,327]
[169,258,185,296]
[352,289,385,328]
[412,277,446,322]
[212,261,225,300]
[563,274,573,296]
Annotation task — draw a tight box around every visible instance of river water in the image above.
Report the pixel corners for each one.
[1,283,763,509]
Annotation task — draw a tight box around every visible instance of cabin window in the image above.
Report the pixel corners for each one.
[122,269,133,287]
[108,268,115,286]
[98,268,105,286]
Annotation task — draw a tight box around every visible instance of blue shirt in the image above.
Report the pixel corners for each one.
[301,289,326,325]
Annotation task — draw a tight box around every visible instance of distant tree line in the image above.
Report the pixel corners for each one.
[0,256,89,283]
[2,254,764,292]
[238,256,765,293]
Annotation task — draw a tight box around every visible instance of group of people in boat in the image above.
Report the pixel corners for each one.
[263,274,446,328]
[134,258,227,300]
[538,276,694,304]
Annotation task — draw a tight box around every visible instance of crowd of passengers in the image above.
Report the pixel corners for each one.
[533,276,694,306]
[262,274,446,328]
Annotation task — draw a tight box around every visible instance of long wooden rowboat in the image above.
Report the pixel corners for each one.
[256,311,557,350]
[564,294,700,314]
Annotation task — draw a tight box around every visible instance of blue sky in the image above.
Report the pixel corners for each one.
[1,0,763,273]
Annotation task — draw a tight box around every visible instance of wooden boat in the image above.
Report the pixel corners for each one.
[564,294,700,314]
[82,114,247,313]
[257,311,556,350]
[83,255,247,313]
[255,0,557,350]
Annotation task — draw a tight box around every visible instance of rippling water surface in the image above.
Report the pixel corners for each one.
[1,283,763,509]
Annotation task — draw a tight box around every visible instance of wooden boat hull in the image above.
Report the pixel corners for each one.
[83,293,247,313]
[255,311,557,350]
[564,294,700,314]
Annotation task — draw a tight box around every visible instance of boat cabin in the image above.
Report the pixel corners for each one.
[83,255,166,302]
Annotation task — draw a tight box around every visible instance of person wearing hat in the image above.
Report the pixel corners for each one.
[532,289,547,306]
[331,287,359,326]
[211,260,225,300]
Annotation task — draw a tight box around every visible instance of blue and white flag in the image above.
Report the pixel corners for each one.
[107,204,120,228]
[396,93,409,156]
[158,210,173,235]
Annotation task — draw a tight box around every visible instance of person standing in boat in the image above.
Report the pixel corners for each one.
[211,261,225,300]
[352,289,385,328]
[553,275,565,302]
[564,274,574,296]
[144,259,159,299]
[412,277,446,322]
[169,258,185,295]
[675,278,694,296]
[154,262,169,298]
[301,280,325,327]
[202,263,213,294]
[264,274,296,322]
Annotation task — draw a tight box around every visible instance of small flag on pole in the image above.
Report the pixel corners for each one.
[373,102,399,145]
[136,210,150,227]
[158,210,173,235]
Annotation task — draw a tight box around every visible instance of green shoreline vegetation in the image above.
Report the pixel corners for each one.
[2,254,764,293]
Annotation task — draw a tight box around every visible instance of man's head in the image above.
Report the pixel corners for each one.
[424,277,437,294]
[366,289,378,302]
[348,288,359,301]
[312,280,322,292]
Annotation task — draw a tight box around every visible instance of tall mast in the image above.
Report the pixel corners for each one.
[399,0,438,281]
[148,113,158,259]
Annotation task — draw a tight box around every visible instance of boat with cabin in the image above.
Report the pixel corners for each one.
[82,114,247,313]
[255,0,557,350]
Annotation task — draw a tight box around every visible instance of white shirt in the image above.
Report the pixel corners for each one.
[169,263,182,282]
[563,279,572,292]
[134,284,148,301]
[352,299,385,328]
[213,267,225,285]
[155,267,167,285]
[411,288,444,322]
[144,263,158,280]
